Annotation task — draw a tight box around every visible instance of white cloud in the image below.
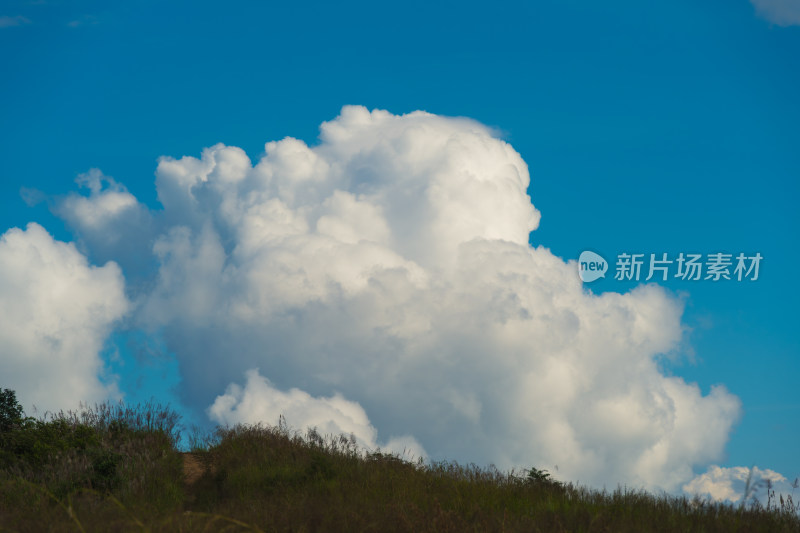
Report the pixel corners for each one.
[209,369,426,459]
[0,223,128,414]
[0,15,31,28]
[59,169,140,231]
[54,106,742,492]
[56,169,154,277]
[750,0,800,26]
[684,465,798,505]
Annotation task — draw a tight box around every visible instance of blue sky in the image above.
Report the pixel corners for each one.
[1,0,798,499]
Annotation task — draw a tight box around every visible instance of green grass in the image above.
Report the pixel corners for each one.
[1,395,798,532]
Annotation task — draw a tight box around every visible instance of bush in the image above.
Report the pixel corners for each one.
[0,398,184,511]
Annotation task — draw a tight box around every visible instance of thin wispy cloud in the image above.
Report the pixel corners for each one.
[0,15,31,28]
[67,14,99,28]
[750,0,800,26]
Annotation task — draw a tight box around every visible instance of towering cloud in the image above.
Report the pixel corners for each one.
[53,106,743,492]
[0,223,128,413]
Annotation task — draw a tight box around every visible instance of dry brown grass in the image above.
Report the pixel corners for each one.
[1,400,798,532]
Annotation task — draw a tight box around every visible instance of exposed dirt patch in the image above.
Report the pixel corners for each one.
[181,453,212,486]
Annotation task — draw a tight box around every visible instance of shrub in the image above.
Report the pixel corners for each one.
[0,399,184,510]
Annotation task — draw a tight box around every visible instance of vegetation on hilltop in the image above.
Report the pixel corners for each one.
[1,388,798,532]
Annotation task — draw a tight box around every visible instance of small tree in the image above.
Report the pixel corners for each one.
[526,466,563,488]
[0,388,24,432]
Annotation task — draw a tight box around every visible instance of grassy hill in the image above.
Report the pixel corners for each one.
[1,393,798,532]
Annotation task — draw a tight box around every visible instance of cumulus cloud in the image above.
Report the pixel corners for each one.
[684,465,798,505]
[209,369,426,459]
[54,106,741,492]
[750,0,800,26]
[56,169,155,278]
[0,223,128,414]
